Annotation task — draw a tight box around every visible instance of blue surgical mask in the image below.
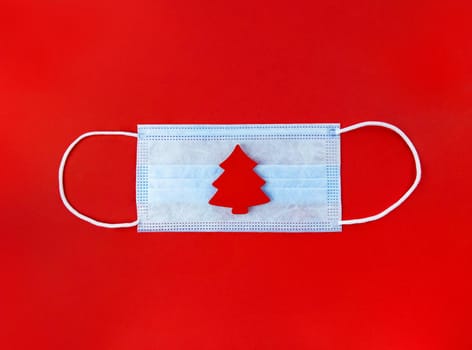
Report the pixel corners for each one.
[58,121,421,232]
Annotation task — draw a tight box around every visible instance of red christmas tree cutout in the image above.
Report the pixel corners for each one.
[209,144,270,214]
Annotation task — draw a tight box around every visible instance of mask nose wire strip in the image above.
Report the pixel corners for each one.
[336,121,422,225]
[58,131,139,228]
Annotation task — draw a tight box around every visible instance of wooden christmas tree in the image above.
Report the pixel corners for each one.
[209,144,270,214]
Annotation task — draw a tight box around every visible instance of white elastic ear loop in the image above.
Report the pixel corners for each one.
[58,131,139,228]
[336,121,422,225]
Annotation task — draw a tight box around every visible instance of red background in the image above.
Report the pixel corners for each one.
[1,0,471,349]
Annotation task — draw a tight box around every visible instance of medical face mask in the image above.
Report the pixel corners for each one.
[58,121,421,232]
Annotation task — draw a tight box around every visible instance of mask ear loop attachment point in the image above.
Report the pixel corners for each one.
[58,131,139,229]
[336,121,422,226]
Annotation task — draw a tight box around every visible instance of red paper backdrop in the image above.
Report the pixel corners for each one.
[1,0,471,349]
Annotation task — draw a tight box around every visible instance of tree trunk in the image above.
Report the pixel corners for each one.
[232,207,249,214]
